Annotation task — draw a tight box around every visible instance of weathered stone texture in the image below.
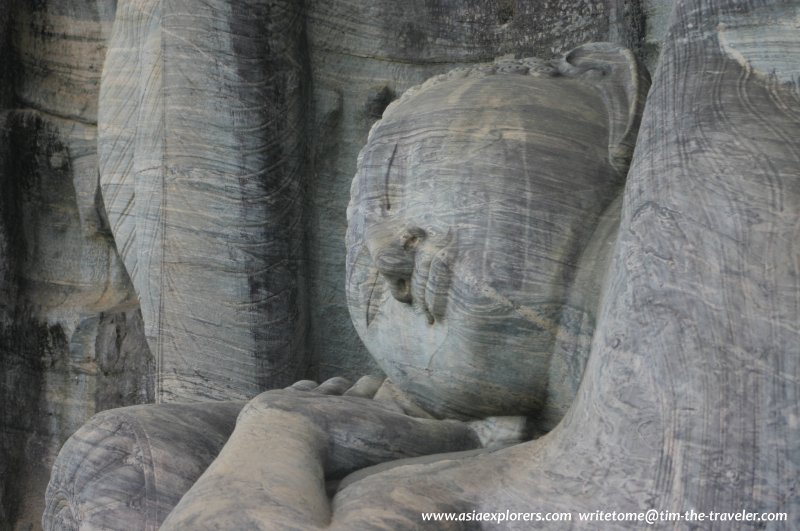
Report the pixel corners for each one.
[3,0,797,528]
[345,47,648,424]
[642,0,674,70]
[78,0,798,528]
[0,2,154,528]
[0,310,151,531]
[98,0,308,403]
[305,0,634,381]
[0,2,12,112]
[13,1,114,123]
[327,0,799,526]
[44,401,241,530]
[2,111,133,322]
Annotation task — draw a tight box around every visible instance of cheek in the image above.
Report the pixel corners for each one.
[345,243,383,331]
[443,248,565,357]
[445,276,557,341]
[443,238,533,314]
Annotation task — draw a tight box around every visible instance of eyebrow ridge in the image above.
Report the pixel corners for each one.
[384,143,398,211]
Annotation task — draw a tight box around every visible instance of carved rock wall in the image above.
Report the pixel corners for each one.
[98,0,309,403]
[326,1,799,526]
[0,1,681,528]
[0,2,154,528]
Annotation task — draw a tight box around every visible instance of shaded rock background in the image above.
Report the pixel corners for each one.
[0,0,675,528]
[0,2,153,528]
[97,0,309,404]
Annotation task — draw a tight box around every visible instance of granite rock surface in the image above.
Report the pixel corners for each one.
[0,2,152,527]
[65,0,800,528]
[16,0,790,529]
[97,0,309,403]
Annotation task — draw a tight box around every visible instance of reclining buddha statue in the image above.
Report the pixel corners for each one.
[43,42,649,530]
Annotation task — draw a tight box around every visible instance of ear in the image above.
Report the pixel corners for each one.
[554,42,650,172]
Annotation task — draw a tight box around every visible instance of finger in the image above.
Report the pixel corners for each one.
[287,380,318,391]
[373,380,435,418]
[467,416,531,449]
[343,375,385,398]
[314,377,352,395]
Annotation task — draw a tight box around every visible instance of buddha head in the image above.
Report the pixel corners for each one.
[346,43,648,422]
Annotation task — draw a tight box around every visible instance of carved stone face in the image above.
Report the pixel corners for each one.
[347,67,625,420]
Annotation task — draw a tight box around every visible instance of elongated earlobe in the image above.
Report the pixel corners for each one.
[555,42,650,173]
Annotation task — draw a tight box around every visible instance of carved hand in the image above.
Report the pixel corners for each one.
[160,378,497,529]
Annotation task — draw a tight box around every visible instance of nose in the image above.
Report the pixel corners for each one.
[366,223,426,304]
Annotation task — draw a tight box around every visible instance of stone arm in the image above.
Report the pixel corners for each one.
[159,386,519,530]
